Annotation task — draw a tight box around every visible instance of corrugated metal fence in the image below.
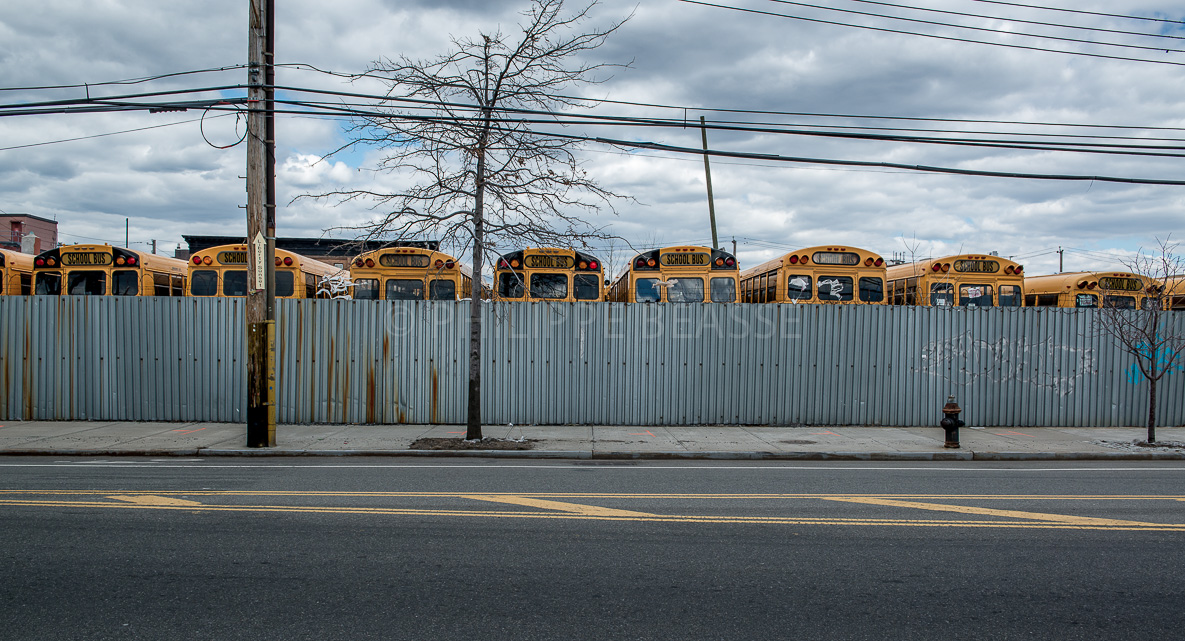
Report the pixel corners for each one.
[1,296,1182,426]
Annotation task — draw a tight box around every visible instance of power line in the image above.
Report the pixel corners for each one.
[0,65,248,92]
[0,113,235,152]
[837,0,1185,41]
[759,0,1185,53]
[679,0,1185,67]
[968,0,1185,26]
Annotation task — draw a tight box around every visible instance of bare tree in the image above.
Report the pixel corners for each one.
[1094,237,1185,442]
[306,0,631,439]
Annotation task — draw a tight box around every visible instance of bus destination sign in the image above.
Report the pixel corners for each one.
[954,259,1000,273]
[659,252,709,267]
[1099,277,1142,292]
[811,252,860,266]
[217,251,249,265]
[525,255,574,269]
[379,254,431,268]
[62,251,112,267]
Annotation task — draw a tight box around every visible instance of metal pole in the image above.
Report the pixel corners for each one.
[246,0,276,447]
[700,116,719,251]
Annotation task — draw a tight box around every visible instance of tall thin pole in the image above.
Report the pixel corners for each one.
[1058,246,1064,272]
[125,219,129,247]
[246,0,276,447]
[700,116,719,251]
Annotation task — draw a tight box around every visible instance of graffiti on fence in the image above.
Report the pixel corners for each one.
[317,272,354,300]
[1124,344,1184,385]
[921,332,1096,395]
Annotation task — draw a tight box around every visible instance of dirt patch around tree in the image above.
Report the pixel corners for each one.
[409,437,535,451]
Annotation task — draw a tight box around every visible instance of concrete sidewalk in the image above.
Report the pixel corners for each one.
[1,421,1184,460]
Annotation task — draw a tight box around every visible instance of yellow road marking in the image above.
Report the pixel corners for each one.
[106,495,204,507]
[823,497,1163,527]
[458,494,655,517]
[2,498,1184,530]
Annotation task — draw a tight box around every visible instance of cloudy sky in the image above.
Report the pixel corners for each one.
[1,0,1183,275]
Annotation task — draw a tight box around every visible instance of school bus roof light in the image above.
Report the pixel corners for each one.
[1088,281,1098,289]
[126,256,137,266]
[1014,265,1023,274]
[800,255,809,264]
[864,257,873,267]
[1005,265,1014,274]
[116,257,126,266]
[874,257,883,267]
[511,259,520,268]
[435,259,444,268]
[365,258,375,268]
[202,256,212,266]
[941,263,950,273]
[789,255,799,264]
[35,258,45,266]
[646,258,657,267]
[283,256,293,267]
[445,260,455,269]
[725,257,735,267]
[714,257,724,267]
[274,257,282,267]
[932,263,942,272]
[354,258,365,268]
[588,261,598,270]
[499,259,510,269]
[192,256,203,265]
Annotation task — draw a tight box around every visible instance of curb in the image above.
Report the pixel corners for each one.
[2,448,1184,460]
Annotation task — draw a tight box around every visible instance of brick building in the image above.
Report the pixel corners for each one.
[1,214,58,254]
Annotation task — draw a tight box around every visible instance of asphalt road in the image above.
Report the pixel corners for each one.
[2,457,1184,640]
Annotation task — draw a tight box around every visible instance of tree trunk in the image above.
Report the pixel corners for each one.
[465,116,490,441]
[1147,376,1157,443]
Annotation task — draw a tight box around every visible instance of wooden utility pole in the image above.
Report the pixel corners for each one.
[246,0,276,447]
[700,116,719,251]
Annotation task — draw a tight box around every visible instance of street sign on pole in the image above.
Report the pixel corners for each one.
[252,231,267,292]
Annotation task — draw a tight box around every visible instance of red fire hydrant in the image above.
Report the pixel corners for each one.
[940,395,964,449]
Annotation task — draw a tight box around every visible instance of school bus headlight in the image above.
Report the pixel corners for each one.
[365,259,375,268]
[202,256,212,266]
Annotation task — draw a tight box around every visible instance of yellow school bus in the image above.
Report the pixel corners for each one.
[1169,276,1185,311]
[494,247,605,301]
[187,244,342,298]
[0,248,34,295]
[886,254,1024,307]
[348,246,474,300]
[33,244,186,296]
[1024,271,1162,310]
[740,245,886,304]
[608,245,738,303]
